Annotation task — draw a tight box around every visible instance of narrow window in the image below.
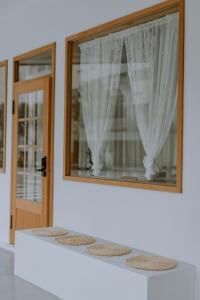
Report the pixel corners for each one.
[0,61,8,172]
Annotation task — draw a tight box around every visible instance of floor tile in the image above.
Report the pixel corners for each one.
[0,249,60,300]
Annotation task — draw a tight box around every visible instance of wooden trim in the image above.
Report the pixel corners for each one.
[66,0,180,43]
[64,175,181,193]
[13,74,50,92]
[16,199,42,214]
[42,76,51,225]
[0,60,8,173]
[10,43,56,243]
[63,0,184,193]
[48,43,56,227]
[63,41,73,177]
[13,43,55,66]
[10,80,19,242]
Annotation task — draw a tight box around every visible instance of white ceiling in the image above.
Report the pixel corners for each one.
[0,0,43,22]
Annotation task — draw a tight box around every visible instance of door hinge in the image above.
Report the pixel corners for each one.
[10,215,13,229]
[12,100,15,114]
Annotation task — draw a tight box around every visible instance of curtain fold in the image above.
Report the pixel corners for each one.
[125,13,179,180]
[79,35,124,176]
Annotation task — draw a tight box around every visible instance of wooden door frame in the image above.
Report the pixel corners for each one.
[10,43,56,243]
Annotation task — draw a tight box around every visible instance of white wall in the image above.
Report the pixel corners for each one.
[0,0,199,298]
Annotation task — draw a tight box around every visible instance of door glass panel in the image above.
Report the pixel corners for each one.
[18,50,52,81]
[16,90,44,203]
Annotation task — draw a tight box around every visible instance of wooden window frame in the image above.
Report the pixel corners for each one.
[10,43,56,243]
[64,0,185,193]
[0,60,8,173]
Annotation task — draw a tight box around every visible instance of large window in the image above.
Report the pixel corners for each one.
[64,0,184,192]
[0,61,8,172]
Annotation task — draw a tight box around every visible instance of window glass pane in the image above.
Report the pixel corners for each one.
[69,12,179,186]
[0,65,6,170]
[16,90,44,203]
[18,50,52,81]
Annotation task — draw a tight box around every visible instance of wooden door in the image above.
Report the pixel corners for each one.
[10,76,51,243]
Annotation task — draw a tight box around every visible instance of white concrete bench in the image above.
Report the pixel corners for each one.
[15,228,195,300]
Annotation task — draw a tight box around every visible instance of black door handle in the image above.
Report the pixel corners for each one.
[36,156,47,177]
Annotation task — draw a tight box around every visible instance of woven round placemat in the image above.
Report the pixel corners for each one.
[86,243,131,257]
[32,227,68,237]
[55,235,96,246]
[127,255,177,271]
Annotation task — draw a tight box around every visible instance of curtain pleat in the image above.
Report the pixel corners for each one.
[125,13,179,180]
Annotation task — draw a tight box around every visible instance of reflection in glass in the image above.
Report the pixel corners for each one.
[18,50,52,81]
[16,90,44,202]
[0,65,5,169]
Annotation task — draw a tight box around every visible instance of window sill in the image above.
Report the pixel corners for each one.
[63,174,182,193]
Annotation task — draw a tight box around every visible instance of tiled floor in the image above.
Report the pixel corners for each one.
[0,248,60,300]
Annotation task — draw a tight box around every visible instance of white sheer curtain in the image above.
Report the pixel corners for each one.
[125,13,179,180]
[79,34,124,176]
